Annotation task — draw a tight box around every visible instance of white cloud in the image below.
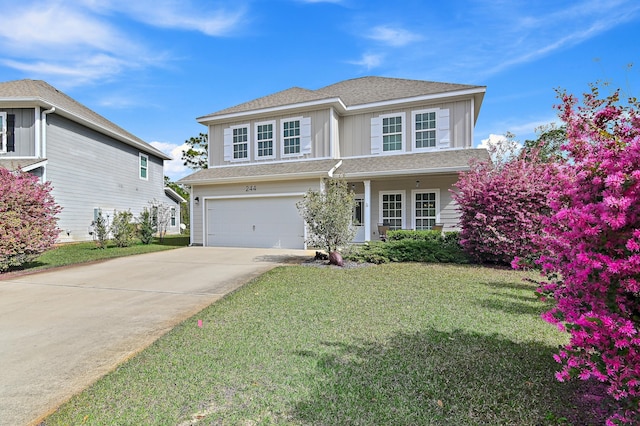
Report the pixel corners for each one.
[367,25,422,47]
[150,141,192,181]
[347,53,384,70]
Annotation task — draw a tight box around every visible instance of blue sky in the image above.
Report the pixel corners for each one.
[0,0,638,180]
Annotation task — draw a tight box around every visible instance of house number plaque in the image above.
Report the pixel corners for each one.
[245,185,257,192]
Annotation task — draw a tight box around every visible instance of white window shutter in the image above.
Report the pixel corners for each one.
[371,116,382,155]
[438,108,450,149]
[223,128,232,161]
[301,117,312,154]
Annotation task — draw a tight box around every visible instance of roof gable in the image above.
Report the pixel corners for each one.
[0,79,170,160]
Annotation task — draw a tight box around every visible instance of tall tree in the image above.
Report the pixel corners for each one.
[181,133,208,170]
[522,123,567,162]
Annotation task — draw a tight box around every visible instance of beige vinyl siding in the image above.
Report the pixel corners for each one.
[339,99,474,157]
[367,174,461,235]
[190,178,322,245]
[0,108,36,157]
[209,109,332,167]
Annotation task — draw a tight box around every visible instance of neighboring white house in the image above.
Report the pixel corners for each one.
[179,76,489,249]
[0,79,183,242]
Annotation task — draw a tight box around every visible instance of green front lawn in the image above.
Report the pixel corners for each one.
[42,263,590,425]
[10,235,189,274]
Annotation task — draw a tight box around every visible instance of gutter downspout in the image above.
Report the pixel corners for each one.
[41,107,56,181]
[328,159,342,178]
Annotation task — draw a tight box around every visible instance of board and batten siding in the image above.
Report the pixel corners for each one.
[339,99,474,157]
[208,109,332,167]
[0,108,36,157]
[369,174,461,234]
[44,114,177,242]
[190,178,322,245]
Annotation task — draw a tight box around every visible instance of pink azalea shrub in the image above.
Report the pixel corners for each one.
[0,168,61,271]
[535,86,640,425]
[451,150,556,264]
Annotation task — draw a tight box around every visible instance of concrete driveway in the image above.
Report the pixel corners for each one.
[0,246,311,426]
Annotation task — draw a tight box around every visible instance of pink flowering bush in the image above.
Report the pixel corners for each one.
[452,149,556,264]
[536,85,640,425]
[0,168,61,271]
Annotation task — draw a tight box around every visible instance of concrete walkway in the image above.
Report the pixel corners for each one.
[0,247,311,426]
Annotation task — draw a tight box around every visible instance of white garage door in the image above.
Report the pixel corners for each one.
[206,196,305,249]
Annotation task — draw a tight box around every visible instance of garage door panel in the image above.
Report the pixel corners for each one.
[206,197,305,249]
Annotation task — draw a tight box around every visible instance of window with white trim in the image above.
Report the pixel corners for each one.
[380,191,405,230]
[255,121,275,159]
[0,112,6,153]
[413,189,440,230]
[170,207,176,227]
[413,109,437,149]
[139,153,148,180]
[232,125,249,160]
[282,119,301,155]
[382,114,403,152]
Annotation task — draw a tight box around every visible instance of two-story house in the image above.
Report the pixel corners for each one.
[0,79,184,242]
[179,76,488,249]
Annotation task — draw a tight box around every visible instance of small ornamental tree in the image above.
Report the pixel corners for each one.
[110,210,136,248]
[535,85,640,425]
[0,168,61,271]
[297,178,357,257]
[137,207,155,245]
[451,147,557,264]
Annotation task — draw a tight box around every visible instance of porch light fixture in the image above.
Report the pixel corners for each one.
[194,196,200,205]
[416,180,420,188]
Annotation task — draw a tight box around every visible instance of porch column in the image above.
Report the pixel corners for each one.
[364,180,371,242]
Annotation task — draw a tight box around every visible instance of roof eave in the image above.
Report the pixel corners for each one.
[196,97,347,124]
[0,97,172,161]
[340,165,471,180]
[179,170,331,186]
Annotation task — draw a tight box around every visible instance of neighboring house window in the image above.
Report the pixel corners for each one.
[380,191,405,230]
[413,109,437,149]
[139,153,148,180]
[255,121,275,159]
[232,125,249,160]
[170,207,176,227]
[371,112,406,154]
[281,116,312,157]
[282,119,300,155]
[0,112,11,153]
[0,112,6,153]
[413,190,440,230]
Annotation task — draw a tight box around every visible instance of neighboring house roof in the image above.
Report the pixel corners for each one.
[0,158,47,172]
[198,76,485,122]
[178,149,489,185]
[0,79,171,160]
[164,187,187,203]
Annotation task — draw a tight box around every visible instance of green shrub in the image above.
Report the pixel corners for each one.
[346,231,469,264]
[137,208,155,245]
[93,210,109,249]
[111,210,136,248]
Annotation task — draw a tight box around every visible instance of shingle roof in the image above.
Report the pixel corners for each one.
[178,159,341,184]
[199,76,485,120]
[0,79,170,160]
[0,158,47,172]
[178,149,489,185]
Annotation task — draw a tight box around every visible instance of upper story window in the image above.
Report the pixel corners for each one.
[255,121,275,159]
[282,119,301,156]
[382,115,403,152]
[371,112,406,155]
[139,153,148,180]
[413,110,437,149]
[232,126,249,160]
